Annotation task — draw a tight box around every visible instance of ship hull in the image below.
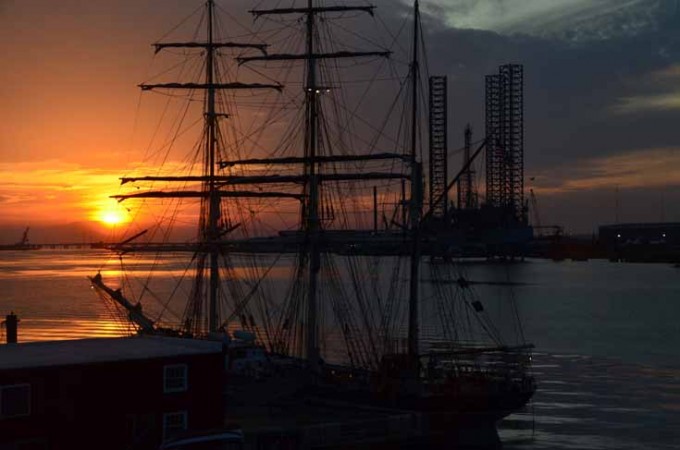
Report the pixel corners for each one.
[311,376,534,422]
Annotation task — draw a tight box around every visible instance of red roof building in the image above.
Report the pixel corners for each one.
[0,336,225,450]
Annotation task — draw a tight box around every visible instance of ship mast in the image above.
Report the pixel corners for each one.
[206,0,220,332]
[113,0,281,334]
[304,0,321,365]
[408,0,423,365]
[243,2,389,363]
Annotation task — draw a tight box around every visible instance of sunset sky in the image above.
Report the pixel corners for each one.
[1,0,679,242]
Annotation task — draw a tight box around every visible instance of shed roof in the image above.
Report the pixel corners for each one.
[0,336,223,370]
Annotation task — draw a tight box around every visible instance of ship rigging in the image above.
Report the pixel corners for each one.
[91,0,535,431]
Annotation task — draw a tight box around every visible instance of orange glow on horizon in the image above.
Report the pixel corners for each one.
[531,147,680,195]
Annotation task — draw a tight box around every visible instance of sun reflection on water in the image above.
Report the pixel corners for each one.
[12,318,131,343]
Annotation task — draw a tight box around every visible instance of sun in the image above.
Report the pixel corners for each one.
[96,202,130,227]
[100,210,126,225]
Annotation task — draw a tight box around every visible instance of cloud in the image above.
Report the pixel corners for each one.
[0,159,248,237]
[650,63,680,80]
[612,92,680,114]
[533,147,680,194]
[415,0,663,42]
[2,0,679,235]
[612,64,680,114]
[386,0,680,151]
[0,160,147,225]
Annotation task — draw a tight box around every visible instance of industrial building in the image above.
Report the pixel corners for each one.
[599,223,680,262]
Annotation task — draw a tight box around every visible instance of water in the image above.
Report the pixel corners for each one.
[0,249,130,340]
[1,250,679,448]
[502,353,680,449]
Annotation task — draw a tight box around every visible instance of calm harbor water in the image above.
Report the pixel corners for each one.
[0,249,678,449]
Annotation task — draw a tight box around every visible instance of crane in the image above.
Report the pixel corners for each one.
[529,189,563,238]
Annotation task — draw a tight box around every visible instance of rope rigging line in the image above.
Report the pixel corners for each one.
[154,2,205,44]
[244,254,287,348]
[323,255,374,368]
[505,264,527,344]
[345,254,382,367]
[377,256,405,353]
[96,286,137,336]
[89,0,531,369]
[152,252,198,324]
[325,12,393,55]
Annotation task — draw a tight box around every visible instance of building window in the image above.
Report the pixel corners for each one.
[163,364,188,393]
[0,384,31,419]
[163,411,187,439]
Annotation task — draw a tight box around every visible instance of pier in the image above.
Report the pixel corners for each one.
[23,242,111,250]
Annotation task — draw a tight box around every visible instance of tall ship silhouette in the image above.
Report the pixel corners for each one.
[90,0,535,442]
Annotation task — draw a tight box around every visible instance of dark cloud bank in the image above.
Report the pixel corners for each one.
[377,0,680,232]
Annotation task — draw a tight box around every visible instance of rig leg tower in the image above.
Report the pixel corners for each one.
[428,76,448,220]
[485,64,525,224]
